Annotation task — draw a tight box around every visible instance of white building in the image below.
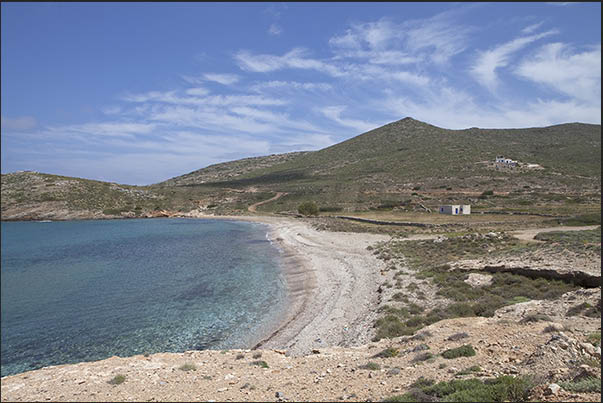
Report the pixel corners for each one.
[495,156,517,167]
[439,205,471,215]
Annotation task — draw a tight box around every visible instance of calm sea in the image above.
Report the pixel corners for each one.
[0,218,286,377]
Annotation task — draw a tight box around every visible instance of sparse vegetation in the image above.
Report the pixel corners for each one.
[586,331,601,347]
[359,362,381,370]
[372,232,581,341]
[373,347,399,358]
[447,332,470,341]
[559,377,601,393]
[411,352,434,363]
[567,301,601,318]
[384,375,533,402]
[441,344,476,359]
[250,360,269,368]
[179,363,196,371]
[457,365,481,375]
[2,119,600,219]
[298,201,319,216]
[107,374,126,385]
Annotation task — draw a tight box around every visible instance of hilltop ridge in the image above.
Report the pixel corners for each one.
[1,118,600,220]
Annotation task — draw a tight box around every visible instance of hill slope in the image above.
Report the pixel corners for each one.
[153,117,601,214]
[2,118,601,220]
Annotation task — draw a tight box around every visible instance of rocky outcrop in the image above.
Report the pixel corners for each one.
[451,259,601,288]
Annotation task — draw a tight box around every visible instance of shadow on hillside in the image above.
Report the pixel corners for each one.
[173,170,309,188]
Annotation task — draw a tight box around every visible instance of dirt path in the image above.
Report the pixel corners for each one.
[248,192,286,213]
[511,225,599,241]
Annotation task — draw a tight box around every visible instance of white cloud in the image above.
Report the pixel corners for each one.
[203,73,240,85]
[321,106,381,133]
[250,80,333,92]
[329,19,397,51]
[382,84,601,129]
[51,122,157,138]
[271,133,336,152]
[268,23,282,36]
[235,48,344,76]
[471,30,557,92]
[515,42,601,103]
[185,87,210,96]
[1,115,37,131]
[102,106,122,115]
[403,12,473,65]
[522,22,544,34]
[123,90,286,107]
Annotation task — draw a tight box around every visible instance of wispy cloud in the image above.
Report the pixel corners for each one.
[471,29,557,92]
[123,89,286,107]
[250,80,333,92]
[48,122,157,138]
[328,12,471,66]
[522,22,544,34]
[321,105,382,133]
[203,73,240,85]
[402,11,474,65]
[235,48,343,76]
[515,42,601,103]
[185,87,210,96]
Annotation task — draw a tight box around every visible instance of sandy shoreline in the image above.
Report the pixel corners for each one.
[184,213,391,355]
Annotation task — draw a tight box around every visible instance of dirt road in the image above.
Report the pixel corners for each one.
[247,192,287,213]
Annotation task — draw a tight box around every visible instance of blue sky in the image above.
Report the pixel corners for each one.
[1,2,601,185]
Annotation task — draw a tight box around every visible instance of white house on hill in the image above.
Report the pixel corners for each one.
[495,155,517,167]
[439,205,471,215]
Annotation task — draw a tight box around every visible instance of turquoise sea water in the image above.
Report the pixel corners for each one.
[0,218,286,377]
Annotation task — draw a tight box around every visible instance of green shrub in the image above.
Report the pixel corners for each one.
[298,201,319,216]
[441,344,476,359]
[447,332,469,341]
[391,292,407,301]
[559,377,601,393]
[410,377,435,389]
[402,375,534,402]
[250,360,269,368]
[559,213,601,226]
[103,208,125,215]
[587,331,601,347]
[373,315,417,341]
[179,363,197,371]
[374,347,399,358]
[411,352,434,363]
[567,301,601,317]
[457,365,481,375]
[108,374,126,385]
[507,296,531,305]
[360,362,381,370]
[319,206,343,212]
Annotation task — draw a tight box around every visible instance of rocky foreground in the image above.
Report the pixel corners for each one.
[1,288,600,402]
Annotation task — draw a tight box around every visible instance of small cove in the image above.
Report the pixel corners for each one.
[0,218,287,377]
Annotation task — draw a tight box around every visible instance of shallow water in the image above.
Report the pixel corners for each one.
[0,218,286,377]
